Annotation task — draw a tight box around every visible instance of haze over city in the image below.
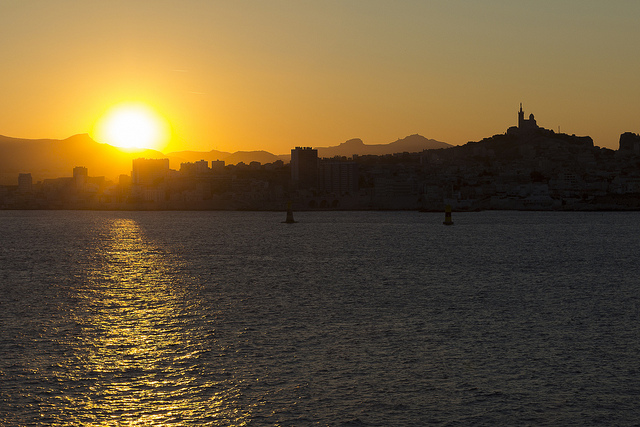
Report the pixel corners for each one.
[2,1,639,154]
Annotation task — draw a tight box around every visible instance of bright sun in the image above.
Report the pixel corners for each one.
[93,103,170,151]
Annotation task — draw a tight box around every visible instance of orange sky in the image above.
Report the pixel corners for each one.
[1,1,639,153]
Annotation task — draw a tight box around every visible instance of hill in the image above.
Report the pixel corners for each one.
[460,126,595,158]
[316,134,451,158]
[0,132,452,185]
[0,134,171,185]
[166,149,282,166]
[0,135,286,184]
[161,134,451,163]
[224,150,283,165]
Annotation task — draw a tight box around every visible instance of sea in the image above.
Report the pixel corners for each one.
[1,210,639,426]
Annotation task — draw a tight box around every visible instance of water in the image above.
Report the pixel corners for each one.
[1,210,640,425]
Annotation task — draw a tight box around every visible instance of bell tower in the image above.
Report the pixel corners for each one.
[518,103,525,128]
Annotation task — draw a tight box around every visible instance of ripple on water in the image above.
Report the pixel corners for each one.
[1,211,640,425]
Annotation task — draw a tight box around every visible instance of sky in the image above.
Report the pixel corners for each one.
[1,0,639,154]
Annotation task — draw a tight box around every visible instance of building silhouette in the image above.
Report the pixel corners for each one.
[318,161,358,194]
[291,147,318,189]
[211,160,225,172]
[73,166,88,190]
[17,173,32,193]
[180,160,210,177]
[132,158,169,186]
[517,103,538,131]
[619,132,640,155]
[508,104,540,136]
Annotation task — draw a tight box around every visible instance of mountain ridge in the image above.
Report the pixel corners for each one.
[0,133,452,185]
[316,134,451,158]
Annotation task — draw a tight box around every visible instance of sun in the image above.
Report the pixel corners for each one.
[92,103,170,150]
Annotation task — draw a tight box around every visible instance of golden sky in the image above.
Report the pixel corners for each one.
[1,0,639,153]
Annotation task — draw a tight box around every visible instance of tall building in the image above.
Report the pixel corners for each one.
[132,158,170,186]
[291,147,318,189]
[73,166,88,178]
[73,166,88,190]
[318,161,359,195]
[211,160,225,172]
[17,173,32,193]
[180,160,210,177]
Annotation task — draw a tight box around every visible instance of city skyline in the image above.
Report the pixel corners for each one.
[5,117,640,212]
[1,1,639,154]
[3,3,640,420]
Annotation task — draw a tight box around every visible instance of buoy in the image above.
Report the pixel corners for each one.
[282,201,297,223]
[443,204,453,225]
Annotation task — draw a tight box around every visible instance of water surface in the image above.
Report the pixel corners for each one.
[1,211,639,425]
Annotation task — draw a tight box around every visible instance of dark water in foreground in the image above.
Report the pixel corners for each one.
[1,210,640,426]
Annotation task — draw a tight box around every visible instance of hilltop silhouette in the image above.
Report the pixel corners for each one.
[0,133,451,184]
[422,108,603,185]
[452,126,595,159]
[316,134,451,158]
[168,149,284,165]
[169,134,450,163]
[0,135,291,184]
[4,104,640,211]
[0,134,168,184]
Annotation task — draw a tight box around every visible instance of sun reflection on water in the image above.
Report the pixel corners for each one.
[63,218,248,426]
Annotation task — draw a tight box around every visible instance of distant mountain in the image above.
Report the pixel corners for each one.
[165,149,282,166]
[224,150,283,165]
[0,132,452,185]
[169,134,452,164]
[165,149,232,164]
[0,134,171,185]
[316,134,451,158]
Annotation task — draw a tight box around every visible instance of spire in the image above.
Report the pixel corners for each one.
[518,103,525,128]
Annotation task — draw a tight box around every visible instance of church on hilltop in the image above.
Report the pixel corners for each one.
[507,104,540,135]
[518,103,537,130]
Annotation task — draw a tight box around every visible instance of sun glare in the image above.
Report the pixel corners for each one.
[93,103,170,151]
